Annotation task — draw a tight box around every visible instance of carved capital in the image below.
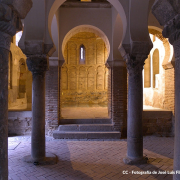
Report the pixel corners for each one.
[152,0,180,46]
[152,0,177,26]
[24,41,54,56]
[0,3,21,37]
[0,1,32,50]
[120,44,149,78]
[124,53,147,77]
[26,55,49,74]
[1,0,33,19]
[162,14,180,45]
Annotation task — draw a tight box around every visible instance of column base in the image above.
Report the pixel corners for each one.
[23,153,57,165]
[123,156,148,165]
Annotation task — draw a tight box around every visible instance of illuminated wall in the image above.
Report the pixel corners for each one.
[143,33,174,109]
[61,32,108,106]
[8,36,32,110]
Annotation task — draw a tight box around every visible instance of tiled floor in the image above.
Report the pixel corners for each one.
[8,136,174,180]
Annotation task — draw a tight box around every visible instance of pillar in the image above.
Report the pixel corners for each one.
[0,32,12,180]
[174,39,180,180]
[152,1,180,179]
[28,55,47,161]
[23,55,57,165]
[123,54,148,165]
[0,1,32,178]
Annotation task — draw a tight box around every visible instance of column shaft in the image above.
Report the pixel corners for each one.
[127,72,143,160]
[31,72,46,161]
[123,54,148,165]
[0,47,9,180]
[173,42,180,180]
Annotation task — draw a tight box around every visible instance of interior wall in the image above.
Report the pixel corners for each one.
[143,34,166,109]
[8,42,32,110]
[113,13,123,60]
[51,15,59,58]
[61,32,108,106]
[57,6,112,61]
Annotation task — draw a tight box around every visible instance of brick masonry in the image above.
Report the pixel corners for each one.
[164,68,175,114]
[111,63,127,136]
[45,66,59,135]
[143,111,173,137]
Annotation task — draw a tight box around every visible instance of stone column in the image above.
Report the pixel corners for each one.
[0,1,32,178]
[0,32,12,180]
[152,1,180,178]
[123,54,148,165]
[173,39,180,180]
[24,55,57,165]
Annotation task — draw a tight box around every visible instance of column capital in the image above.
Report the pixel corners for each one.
[119,41,150,79]
[162,14,180,46]
[152,0,180,46]
[120,44,148,76]
[0,3,20,50]
[124,53,147,77]
[0,0,32,50]
[26,55,49,74]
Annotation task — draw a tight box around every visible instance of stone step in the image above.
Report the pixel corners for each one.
[60,118,112,124]
[53,131,121,139]
[58,124,114,132]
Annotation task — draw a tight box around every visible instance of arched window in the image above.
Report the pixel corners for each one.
[79,44,85,64]
[144,55,151,88]
[153,49,159,88]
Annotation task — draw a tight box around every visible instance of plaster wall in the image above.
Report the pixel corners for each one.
[57,6,112,61]
[113,13,123,60]
[51,15,59,58]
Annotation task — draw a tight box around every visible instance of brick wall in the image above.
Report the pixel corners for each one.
[111,61,127,136]
[45,66,59,135]
[164,68,175,113]
[107,66,112,119]
[143,111,173,137]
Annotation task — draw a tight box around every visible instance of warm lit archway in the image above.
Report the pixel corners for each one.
[48,0,127,52]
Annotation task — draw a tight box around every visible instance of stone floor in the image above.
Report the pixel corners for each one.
[8,135,174,180]
[60,105,167,119]
[61,107,109,119]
